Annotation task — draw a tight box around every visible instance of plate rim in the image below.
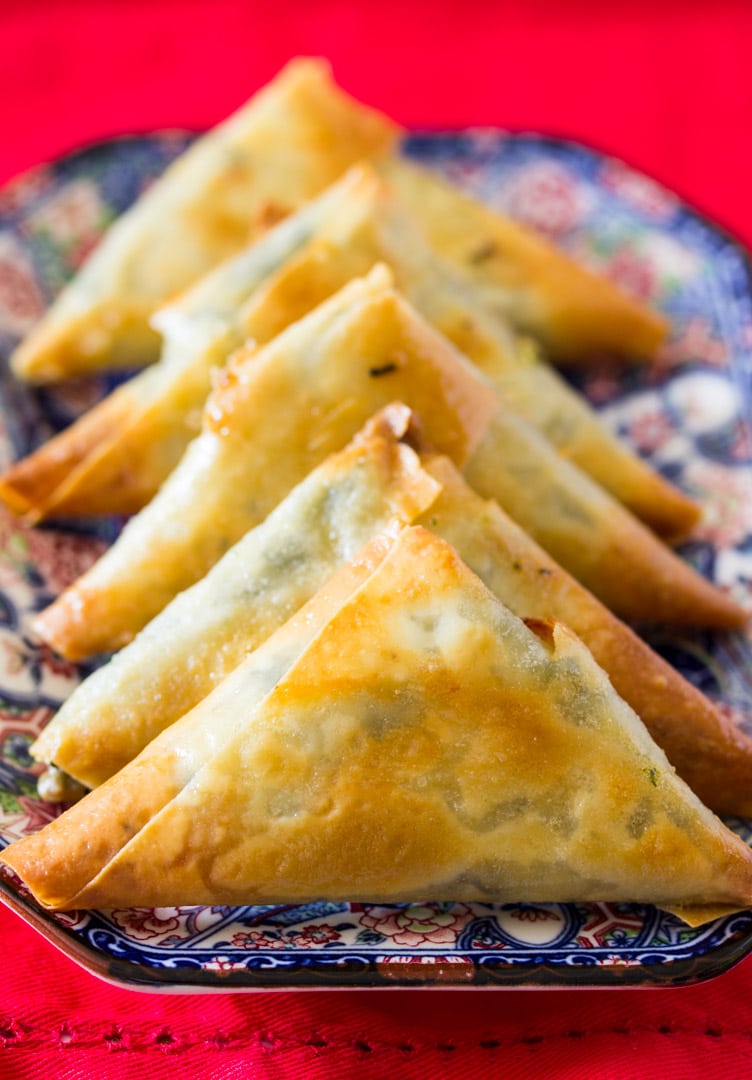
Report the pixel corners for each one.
[1,128,752,992]
[4,871,752,993]
[5,123,751,263]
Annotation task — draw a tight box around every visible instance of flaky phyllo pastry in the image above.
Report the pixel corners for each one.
[5,527,752,923]
[417,455,752,817]
[32,406,441,787]
[0,195,686,536]
[11,59,666,384]
[0,166,697,539]
[32,268,744,661]
[10,58,399,382]
[4,58,750,935]
[0,172,360,519]
[32,406,752,815]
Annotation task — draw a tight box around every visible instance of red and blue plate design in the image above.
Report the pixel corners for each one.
[0,130,750,989]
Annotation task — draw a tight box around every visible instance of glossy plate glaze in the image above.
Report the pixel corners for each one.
[0,131,750,991]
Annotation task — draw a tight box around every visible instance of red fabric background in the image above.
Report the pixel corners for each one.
[2,2,752,1077]
[2,0,752,247]
[3,910,752,1079]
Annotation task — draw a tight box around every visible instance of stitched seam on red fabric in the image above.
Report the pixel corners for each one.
[0,1022,748,1053]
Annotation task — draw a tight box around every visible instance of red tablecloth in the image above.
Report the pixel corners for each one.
[2,3,752,1077]
[4,0,752,250]
[3,909,752,1079]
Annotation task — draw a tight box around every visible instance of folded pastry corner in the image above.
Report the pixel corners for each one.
[463,409,747,630]
[32,269,744,660]
[31,402,440,786]
[4,526,402,910]
[10,58,400,383]
[381,156,670,363]
[5,526,752,919]
[418,454,752,817]
[0,378,165,522]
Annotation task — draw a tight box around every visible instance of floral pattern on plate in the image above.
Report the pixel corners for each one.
[0,130,750,989]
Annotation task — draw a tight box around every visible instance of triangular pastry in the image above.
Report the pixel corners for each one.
[5,527,752,922]
[11,66,667,383]
[32,405,439,788]
[29,267,497,657]
[0,166,695,540]
[31,410,752,816]
[11,58,398,382]
[2,529,399,909]
[10,60,669,384]
[32,269,744,660]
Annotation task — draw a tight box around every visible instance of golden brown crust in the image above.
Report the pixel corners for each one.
[381,156,669,362]
[11,59,400,383]
[32,270,500,659]
[1,170,367,520]
[33,271,743,661]
[31,346,222,519]
[31,404,440,785]
[5,528,399,907]
[420,456,752,815]
[10,303,161,385]
[236,169,693,539]
[498,348,700,542]
[2,754,184,908]
[30,416,747,814]
[0,387,138,521]
[5,527,752,916]
[464,410,747,629]
[582,622,752,814]
[7,164,695,544]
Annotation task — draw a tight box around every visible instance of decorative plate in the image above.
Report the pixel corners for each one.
[0,131,750,991]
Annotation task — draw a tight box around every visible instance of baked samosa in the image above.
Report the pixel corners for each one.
[6,527,752,922]
[10,58,398,383]
[11,56,667,383]
[234,172,692,537]
[1,166,695,539]
[33,268,744,659]
[380,156,669,362]
[32,408,752,815]
[32,405,439,788]
[2,528,401,910]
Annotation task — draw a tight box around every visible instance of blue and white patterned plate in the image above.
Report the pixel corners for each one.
[0,131,750,990]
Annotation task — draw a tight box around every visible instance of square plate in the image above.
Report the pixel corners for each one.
[0,130,750,990]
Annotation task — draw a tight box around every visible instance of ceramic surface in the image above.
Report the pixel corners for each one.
[0,130,750,989]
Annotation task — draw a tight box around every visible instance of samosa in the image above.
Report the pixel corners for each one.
[11,58,399,382]
[32,269,744,660]
[5,527,752,924]
[381,156,668,362]
[11,60,667,382]
[32,405,439,788]
[1,167,693,539]
[31,407,752,815]
[0,172,358,519]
